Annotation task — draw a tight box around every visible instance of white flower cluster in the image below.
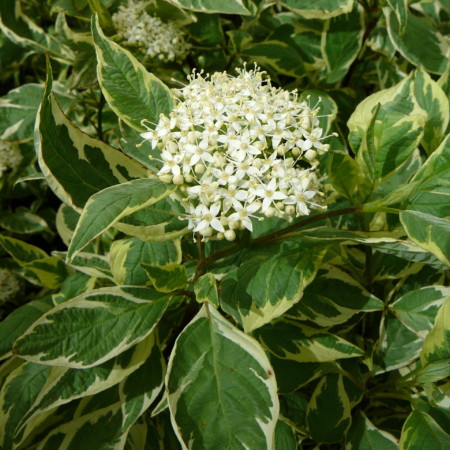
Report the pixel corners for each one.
[0,141,22,177]
[112,0,191,63]
[141,66,334,241]
[0,268,20,304]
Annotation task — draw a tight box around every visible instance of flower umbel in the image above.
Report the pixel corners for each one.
[112,0,191,63]
[141,66,334,241]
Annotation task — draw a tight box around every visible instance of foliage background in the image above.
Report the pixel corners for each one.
[0,0,449,448]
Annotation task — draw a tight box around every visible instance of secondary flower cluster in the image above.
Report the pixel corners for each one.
[141,66,333,241]
[0,268,20,304]
[112,0,191,62]
[0,141,22,177]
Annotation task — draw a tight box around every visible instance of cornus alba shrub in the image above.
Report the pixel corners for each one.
[1,1,450,449]
[0,141,21,177]
[112,0,191,62]
[142,67,333,241]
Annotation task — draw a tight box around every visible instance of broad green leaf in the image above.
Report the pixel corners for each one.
[67,178,174,260]
[421,296,450,365]
[194,273,219,307]
[0,234,47,265]
[390,286,450,338]
[110,238,182,286]
[0,211,47,234]
[400,210,450,268]
[372,313,423,374]
[91,15,174,132]
[0,296,53,360]
[115,196,189,242]
[279,391,309,431]
[141,263,187,293]
[54,251,114,280]
[385,7,449,75]
[37,402,124,449]
[254,319,364,363]
[166,304,278,449]
[21,256,68,289]
[164,0,250,15]
[278,0,354,19]
[0,83,74,142]
[13,286,169,368]
[404,134,450,218]
[414,359,450,384]
[399,410,450,449]
[306,373,352,443]
[328,152,358,199]
[287,266,383,327]
[220,239,326,332]
[346,412,398,449]
[241,39,305,78]
[348,74,427,198]
[274,420,297,450]
[36,59,148,211]
[386,0,408,35]
[55,203,80,247]
[0,335,156,449]
[119,341,165,432]
[414,68,450,154]
[51,271,96,305]
[321,5,364,83]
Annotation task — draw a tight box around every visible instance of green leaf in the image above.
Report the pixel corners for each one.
[120,341,165,432]
[67,178,174,261]
[110,238,182,286]
[0,234,48,265]
[404,134,450,218]
[399,410,450,449]
[400,211,450,268]
[164,0,250,15]
[390,286,450,338]
[0,296,53,360]
[306,373,352,443]
[0,211,47,234]
[36,58,148,211]
[385,7,449,75]
[220,239,326,332]
[414,68,450,154]
[278,0,354,19]
[0,83,74,142]
[141,263,187,293]
[386,0,408,35]
[194,273,219,307]
[372,313,423,374]
[414,359,450,384]
[287,265,383,327]
[274,420,297,450]
[13,286,169,368]
[321,5,364,83]
[348,74,427,198]
[54,251,114,281]
[21,256,69,289]
[254,318,364,363]
[328,152,358,199]
[346,412,398,449]
[55,203,80,247]
[0,335,156,449]
[91,15,174,132]
[166,304,278,449]
[421,296,450,365]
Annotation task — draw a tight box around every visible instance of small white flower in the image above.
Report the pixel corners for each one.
[0,141,22,177]
[0,268,20,304]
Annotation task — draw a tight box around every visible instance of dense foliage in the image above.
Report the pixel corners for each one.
[0,0,449,448]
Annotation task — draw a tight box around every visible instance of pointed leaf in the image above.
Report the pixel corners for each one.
[141,263,187,293]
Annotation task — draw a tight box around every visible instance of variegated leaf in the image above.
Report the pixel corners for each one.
[220,239,326,333]
[91,15,174,132]
[36,58,148,211]
[13,286,169,368]
[110,238,181,286]
[165,0,249,15]
[400,210,450,268]
[141,263,187,293]
[67,178,174,260]
[278,0,354,19]
[254,319,363,363]
[53,251,114,281]
[321,4,364,83]
[390,286,450,339]
[194,273,219,307]
[166,304,279,449]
